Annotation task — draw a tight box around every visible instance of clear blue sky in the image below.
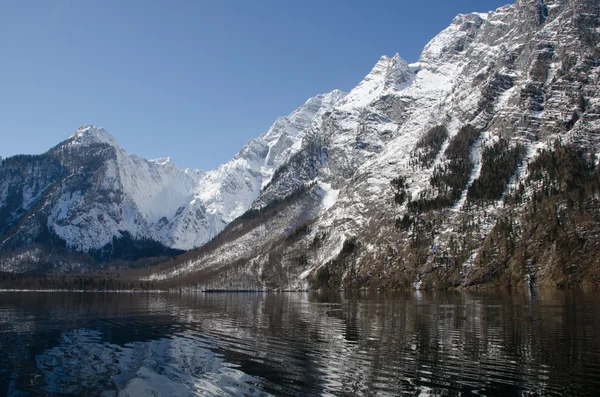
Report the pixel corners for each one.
[0,0,510,170]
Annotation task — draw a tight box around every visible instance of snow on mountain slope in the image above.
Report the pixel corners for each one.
[0,90,346,267]
[43,125,205,252]
[6,0,600,288]
[146,0,600,291]
[300,0,600,288]
[144,52,421,286]
[338,54,414,111]
[262,90,347,183]
[164,90,346,249]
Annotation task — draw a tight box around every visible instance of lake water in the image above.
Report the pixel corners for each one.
[0,290,599,396]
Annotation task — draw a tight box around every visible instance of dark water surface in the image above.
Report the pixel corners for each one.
[0,290,599,396]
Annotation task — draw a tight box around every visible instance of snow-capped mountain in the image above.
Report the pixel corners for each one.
[168,90,346,249]
[4,0,600,290]
[54,126,205,252]
[145,0,600,291]
[0,90,345,271]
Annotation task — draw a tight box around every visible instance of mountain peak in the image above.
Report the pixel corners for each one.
[150,157,173,165]
[339,53,414,110]
[318,89,347,105]
[374,53,406,67]
[262,89,347,144]
[301,89,347,114]
[69,125,119,148]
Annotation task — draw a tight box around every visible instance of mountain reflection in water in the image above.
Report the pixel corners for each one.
[0,290,599,396]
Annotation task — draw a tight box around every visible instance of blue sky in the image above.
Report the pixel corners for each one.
[0,0,510,170]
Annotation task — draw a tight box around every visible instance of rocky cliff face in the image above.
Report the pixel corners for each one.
[145,0,600,290]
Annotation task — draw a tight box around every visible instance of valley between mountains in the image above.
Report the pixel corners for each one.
[2,0,600,291]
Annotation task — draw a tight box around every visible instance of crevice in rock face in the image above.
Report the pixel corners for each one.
[538,0,549,23]
[517,0,550,25]
[478,73,516,114]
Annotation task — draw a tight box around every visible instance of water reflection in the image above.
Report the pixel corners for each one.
[36,328,265,397]
[0,290,599,396]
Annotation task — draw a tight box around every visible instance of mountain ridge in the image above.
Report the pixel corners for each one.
[3,0,600,292]
[140,0,600,291]
[0,90,347,271]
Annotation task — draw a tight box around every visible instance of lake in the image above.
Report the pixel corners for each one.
[0,290,599,396]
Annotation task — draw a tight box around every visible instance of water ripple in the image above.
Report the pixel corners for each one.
[0,290,600,396]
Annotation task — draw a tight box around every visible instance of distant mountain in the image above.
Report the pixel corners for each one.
[0,90,345,272]
[143,0,600,291]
